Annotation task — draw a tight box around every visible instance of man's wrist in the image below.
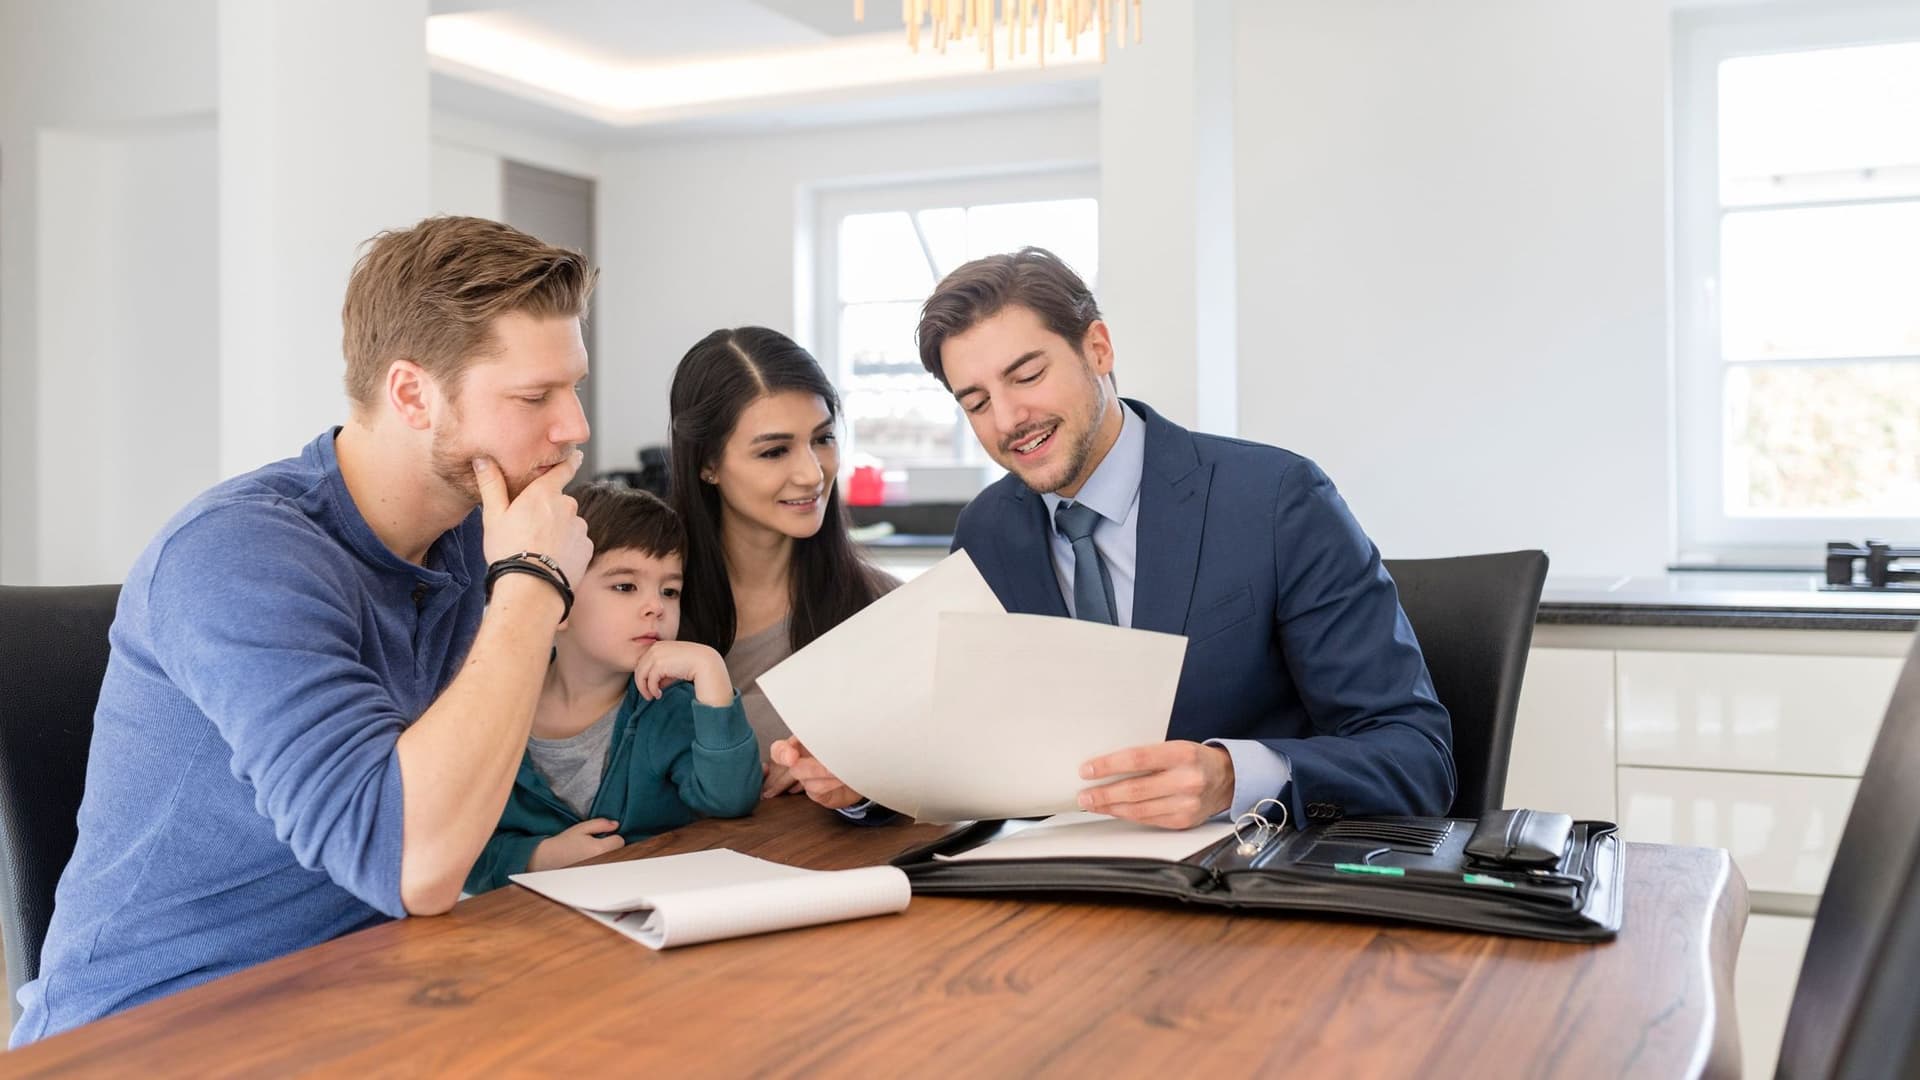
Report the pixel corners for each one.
[1208,743,1237,817]
[487,571,567,618]
[484,556,573,622]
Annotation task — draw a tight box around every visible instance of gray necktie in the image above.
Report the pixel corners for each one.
[1053,501,1117,625]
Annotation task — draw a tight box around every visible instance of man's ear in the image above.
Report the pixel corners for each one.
[1081,320,1116,377]
[387,360,434,431]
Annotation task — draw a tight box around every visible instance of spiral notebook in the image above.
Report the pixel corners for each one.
[511,849,912,949]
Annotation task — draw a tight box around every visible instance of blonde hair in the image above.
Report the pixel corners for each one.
[340,215,596,411]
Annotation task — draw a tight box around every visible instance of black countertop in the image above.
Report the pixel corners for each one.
[1537,572,1920,631]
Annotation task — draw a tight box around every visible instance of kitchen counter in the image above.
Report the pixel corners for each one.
[1539,571,1920,631]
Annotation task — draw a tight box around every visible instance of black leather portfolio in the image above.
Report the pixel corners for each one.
[894,813,1624,943]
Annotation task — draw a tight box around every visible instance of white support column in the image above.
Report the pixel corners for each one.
[1096,0,1237,434]
[218,0,429,476]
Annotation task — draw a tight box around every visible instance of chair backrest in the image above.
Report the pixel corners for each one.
[1776,631,1920,1079]
[0,584,119,1019]
[1381,550,1548,817]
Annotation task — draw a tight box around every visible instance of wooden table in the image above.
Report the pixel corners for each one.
[1,797,1746,1078]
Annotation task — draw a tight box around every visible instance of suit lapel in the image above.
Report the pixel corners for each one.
[1129,402,1212,636]
[995,483,1070,617]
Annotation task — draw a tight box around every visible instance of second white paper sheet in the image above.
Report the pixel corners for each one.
[912,611,1186,822]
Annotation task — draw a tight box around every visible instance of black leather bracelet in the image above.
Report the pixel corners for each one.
[484,558,573,623]
[500,550,571,592]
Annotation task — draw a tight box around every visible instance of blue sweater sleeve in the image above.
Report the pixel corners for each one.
[661,688,763,819]
[144,506,413,918]
[1260,460,1457,819]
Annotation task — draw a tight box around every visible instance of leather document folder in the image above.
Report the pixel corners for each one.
[894,813,1624,942]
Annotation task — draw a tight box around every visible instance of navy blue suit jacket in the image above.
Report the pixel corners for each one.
[951,400,1455,822]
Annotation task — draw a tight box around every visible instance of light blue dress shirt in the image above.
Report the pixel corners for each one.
[1041,403,1293,821]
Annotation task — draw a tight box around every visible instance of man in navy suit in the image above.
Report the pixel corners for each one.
[774,247,1453,828]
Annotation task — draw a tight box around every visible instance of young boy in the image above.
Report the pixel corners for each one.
[465,483,762,893]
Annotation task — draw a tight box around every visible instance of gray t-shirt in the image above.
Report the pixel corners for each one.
[526,704,619,817]
[724,618,793,765]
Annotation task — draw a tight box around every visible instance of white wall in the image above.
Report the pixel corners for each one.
[431,140,505,219]
[218,0,429,476]
[1233,0,1672,576]
[428,110,606,221]
[591,105,1099,469]
[36,122,220,584]
[0,0,219,583]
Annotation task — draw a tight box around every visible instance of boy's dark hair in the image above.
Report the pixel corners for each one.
[915,245,1102,388]
[571,482,684,562]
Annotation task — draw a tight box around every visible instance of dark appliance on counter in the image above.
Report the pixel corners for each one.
[595,445,671,498]
[1826,541,1920,592]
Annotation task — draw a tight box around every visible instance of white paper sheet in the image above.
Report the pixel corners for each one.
[757,550,1005,819]
[757,551,1190,824]
[510,849,911,949]
[937,812,1237,863]
[913,612,1186,822]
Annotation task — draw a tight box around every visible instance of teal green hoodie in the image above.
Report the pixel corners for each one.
[465,679,762,893]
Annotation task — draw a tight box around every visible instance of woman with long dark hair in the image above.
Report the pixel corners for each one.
[668,327,895,797]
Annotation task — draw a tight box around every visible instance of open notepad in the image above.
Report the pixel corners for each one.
[510,850,912,949]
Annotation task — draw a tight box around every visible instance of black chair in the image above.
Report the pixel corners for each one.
[1774,631,1920,1079]
[1382,550,1549,817]
[0,584,119,1022]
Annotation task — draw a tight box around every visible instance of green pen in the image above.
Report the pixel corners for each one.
[1333,862,1404,877]
[1333,863,1522,889]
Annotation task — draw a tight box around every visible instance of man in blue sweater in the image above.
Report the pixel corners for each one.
[13,216,598,1044]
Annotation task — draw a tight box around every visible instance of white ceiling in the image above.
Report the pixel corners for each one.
[426,0,1098,140]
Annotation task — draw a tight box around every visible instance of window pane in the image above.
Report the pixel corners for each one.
[838,212,934,303]
[915,207,967,278]
[832,194,1098,469]
[966,198,1099,284]
[844,378,962,465]
[1720,41,1920,206]
[1721,202,1920,362]
[840,301,923,376]
[1725,361,1920,517]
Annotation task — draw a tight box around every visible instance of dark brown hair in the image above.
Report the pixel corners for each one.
[915,245,1102,387]
[668,327,892,655]
[341,215,596,412]
[572,482,684,563]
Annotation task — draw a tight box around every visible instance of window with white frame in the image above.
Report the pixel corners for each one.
[1675,10,1920,560]
[816,173,1098,474]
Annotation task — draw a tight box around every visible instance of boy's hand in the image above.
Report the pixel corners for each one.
[769,738,865,810]
[527,818,623,872]
[634,641,734,708]
[474,451,593,589]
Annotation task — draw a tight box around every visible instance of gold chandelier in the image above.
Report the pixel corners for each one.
[855,0,1143,69]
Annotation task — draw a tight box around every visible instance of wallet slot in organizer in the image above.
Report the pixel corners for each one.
[1316,819,1453,854]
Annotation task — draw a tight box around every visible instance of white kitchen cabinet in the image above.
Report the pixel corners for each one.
[1616,650,1902,777]
[1736,914,1814,1079]
[1617,766,1858,897]
[1506,647,1616,820]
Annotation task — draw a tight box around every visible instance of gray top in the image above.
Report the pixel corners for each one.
[527,704,619,817]
[724,573,904,764]
[725,618,793,765]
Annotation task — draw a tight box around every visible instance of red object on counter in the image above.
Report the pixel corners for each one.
[848,464,884,506]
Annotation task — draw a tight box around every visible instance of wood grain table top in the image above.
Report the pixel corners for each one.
[0,796,1747,1078]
